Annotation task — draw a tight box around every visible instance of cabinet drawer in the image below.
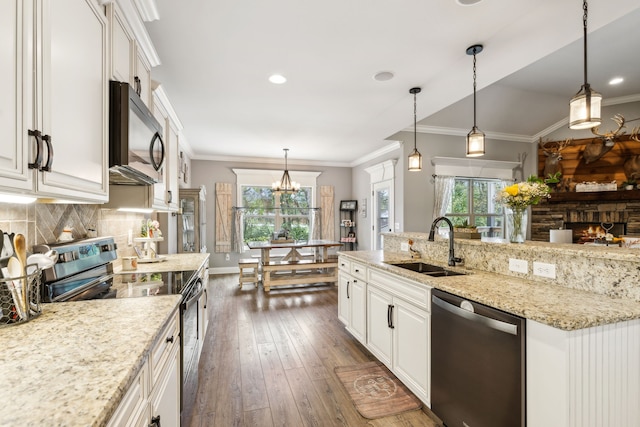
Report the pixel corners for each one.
[150,310,180,386]
[338,257,351,272]
[350,261,367,281]
[368,268,431,311]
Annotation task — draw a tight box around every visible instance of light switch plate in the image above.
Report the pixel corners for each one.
[533,261,556,279]
[400,242,409,252]
[509,258,528,274]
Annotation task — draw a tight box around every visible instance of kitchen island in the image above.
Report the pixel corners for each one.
[340,233,640,427]
[0,295,181,426]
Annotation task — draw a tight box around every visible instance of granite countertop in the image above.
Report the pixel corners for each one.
[0,295,181,427]
[340,250,640,331]
[115,252,209,275]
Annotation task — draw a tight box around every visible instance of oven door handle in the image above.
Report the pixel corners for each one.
[182,278,203,310]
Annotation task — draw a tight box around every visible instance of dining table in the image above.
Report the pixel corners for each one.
[246,239,341,291]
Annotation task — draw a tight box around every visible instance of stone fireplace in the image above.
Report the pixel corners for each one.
[530,191,640,242]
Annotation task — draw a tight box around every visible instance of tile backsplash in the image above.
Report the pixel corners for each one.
[0,203,146,260]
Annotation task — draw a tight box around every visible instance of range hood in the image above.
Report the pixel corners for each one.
[102,184,158,212]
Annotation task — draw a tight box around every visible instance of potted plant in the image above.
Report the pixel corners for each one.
[622,179,636,190]
[544,172,562,189]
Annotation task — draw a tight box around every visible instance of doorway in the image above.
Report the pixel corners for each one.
[372,179,394,250]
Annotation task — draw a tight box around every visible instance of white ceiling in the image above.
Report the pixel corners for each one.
[142,0,640,166]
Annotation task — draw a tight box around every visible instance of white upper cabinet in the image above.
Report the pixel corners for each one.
[0,0,109,202]
[152,84,181,212]
[108,2,134,84]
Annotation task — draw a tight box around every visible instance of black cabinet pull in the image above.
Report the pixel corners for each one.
[203,288,207,309]
[387,304,395,329]
[346,280,350,299]
[134,75,142,96]
[167,190,172,203]
[28,129,43,169]
[166,335,174,343]
[149,415,161,427]
[41,134,53,172]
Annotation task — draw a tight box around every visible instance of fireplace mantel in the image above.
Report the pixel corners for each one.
[547,190,640,203]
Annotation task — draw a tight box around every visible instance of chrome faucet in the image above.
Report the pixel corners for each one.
[428,216,463,266]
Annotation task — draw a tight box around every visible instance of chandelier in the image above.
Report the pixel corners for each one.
[272,148,300,193]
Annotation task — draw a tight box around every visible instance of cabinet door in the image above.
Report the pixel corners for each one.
[393,298,430,404]
[107,362,149,427]
[366,284,393,367]
[0,0,34,192]
[338,272,351,326]
[38,0,108,201]
[134,47,152,108]
[165,124,180,211]
[349,278,366,344]
[108,2,134,83]
[149,346,180,427]
[151,99,169,209]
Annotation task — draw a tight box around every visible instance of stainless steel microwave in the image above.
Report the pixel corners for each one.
[109,81,165,185]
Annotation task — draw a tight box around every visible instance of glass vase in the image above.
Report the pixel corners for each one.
[506,206,528,243]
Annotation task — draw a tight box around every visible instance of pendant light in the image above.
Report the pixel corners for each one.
[408,87,423,171]
[272,148,300,193]
[569,0,601,130]
[466,44,485,157]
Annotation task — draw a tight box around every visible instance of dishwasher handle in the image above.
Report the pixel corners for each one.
[432,295,518,336]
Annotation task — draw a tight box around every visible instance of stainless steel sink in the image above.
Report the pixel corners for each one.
[388,262,466,277]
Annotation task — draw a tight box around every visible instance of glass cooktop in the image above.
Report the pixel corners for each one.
[112,270,197,298]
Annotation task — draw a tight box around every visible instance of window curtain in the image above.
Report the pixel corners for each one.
[231,207,245,253]
[432,175,455,219]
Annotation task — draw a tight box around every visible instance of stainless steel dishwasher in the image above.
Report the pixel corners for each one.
[431,289,526,427]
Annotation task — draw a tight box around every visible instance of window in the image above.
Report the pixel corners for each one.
[241,186,312,242]
[445,178,505,236]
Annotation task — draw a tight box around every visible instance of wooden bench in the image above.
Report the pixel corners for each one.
[238,258,259,289]
[261,259,338,292]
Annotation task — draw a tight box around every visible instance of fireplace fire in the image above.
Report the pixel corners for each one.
[564,222,626,244]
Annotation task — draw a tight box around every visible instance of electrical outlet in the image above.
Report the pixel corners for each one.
[225,253,230,261]
[400,242,409,251]
[127,229,133,246]
[533,261,556,279]
[509,258,528,274]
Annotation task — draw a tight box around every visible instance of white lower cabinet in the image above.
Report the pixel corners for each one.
[338,270,366,344]
[108,310,180,427]
[348,259,430,406]
[149,344,180,427]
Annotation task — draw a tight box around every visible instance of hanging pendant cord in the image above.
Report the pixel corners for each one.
[413,92,417,149]
[472,48,478,128]
[582,1,588,86]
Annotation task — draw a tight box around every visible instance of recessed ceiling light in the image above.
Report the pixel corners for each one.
[609,77,624,85]
[456,0,483,5]
[373,71,394,82]
[269,74,287,84]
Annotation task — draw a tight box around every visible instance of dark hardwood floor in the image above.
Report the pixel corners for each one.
[188,274,441,427]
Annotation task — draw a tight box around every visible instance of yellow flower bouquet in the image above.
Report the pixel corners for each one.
[495,177,550,242]
[495,179,550,209]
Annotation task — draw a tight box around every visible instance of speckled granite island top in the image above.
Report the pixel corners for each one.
[0,295,181,427]
[340,250,640,331]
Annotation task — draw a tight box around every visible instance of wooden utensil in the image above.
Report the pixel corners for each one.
[13,234,26,273]
[7,258,26,319]
[13,234,27,317]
